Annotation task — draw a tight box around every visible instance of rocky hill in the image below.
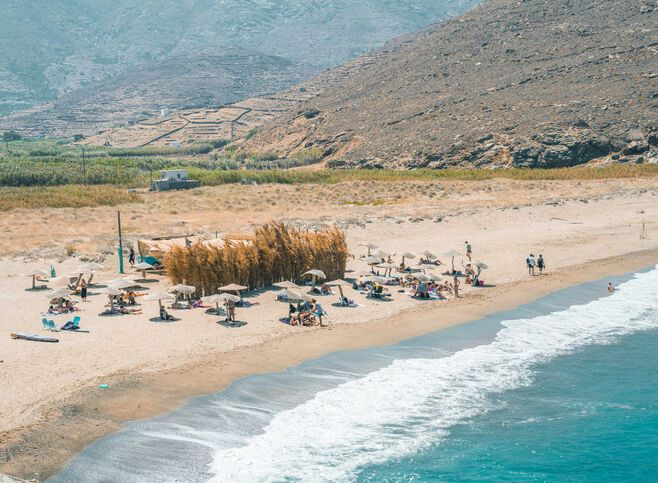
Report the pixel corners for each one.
[247,0,658,168]
[0,0,477,120]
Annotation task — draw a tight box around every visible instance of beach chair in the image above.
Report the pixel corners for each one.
[68,315,81,328]
[41,318,50,330]
[42,318,58,331]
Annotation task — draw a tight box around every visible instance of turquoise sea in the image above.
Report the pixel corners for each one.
[52,265,658,482]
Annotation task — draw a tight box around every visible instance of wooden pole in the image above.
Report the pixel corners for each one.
[117,211,124,274]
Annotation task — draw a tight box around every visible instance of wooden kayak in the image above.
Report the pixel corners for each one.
[10,332,59,343]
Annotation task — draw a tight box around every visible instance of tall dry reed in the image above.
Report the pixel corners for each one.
[166,222,348,295]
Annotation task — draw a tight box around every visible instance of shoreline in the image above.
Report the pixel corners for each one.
[2,249,658,481]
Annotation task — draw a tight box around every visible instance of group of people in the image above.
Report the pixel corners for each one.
[48,298,78,314]
[526,254,546,275]
[289,299,325,326]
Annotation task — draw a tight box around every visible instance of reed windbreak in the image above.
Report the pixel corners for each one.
[166,222,348,294]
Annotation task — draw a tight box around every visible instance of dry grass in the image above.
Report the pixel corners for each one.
[0,185,142,211]
[166,222,349,294]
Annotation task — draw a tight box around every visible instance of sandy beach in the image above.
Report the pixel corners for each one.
[1,177,657,480]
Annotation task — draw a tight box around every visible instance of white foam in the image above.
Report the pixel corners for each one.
[209,267,658,482]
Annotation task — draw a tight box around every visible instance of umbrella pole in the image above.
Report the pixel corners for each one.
[338,286,344,303]
[142,269,146,279]
[32,275,36,289]
[451,256,455,274]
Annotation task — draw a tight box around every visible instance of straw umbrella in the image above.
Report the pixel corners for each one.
[358,242,379,256]
[201,294,227,313]
[48,275,72,288]
[169,284,196,304]
[325,279,352,304]
[279,289,312,318]
[302,270,326,291]
[109,279,136,290]
[474,261,488,282]
[376,262,397,277]
[98,286,123,308]
[45,288,73,300]
[362,256,382,273]
[135,261,154,279]
[144,291,175,311]
[399,251,415,265]
[79,262,104,284]
[26,269,49,289]
[361,275,389,285]
[273,281,300,290]
[218,283,248,299]
[442,250,463,273]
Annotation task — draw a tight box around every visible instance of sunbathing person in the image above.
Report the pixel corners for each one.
[160,306,174,321]
[320,284,332,295]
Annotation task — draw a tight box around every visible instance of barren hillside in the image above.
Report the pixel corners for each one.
[247,0,658,168]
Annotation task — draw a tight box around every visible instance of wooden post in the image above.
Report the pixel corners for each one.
[117,211,124,274]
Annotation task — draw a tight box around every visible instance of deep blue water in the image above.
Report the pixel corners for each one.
[52,265,658,482]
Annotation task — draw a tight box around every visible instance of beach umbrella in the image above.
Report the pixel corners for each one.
[325,279,352,302]
[26,269,49,289]
[216,293,241,303]
[45,288,73,300]
[372,250,390,260]
[201,294,225,312]
[109,279,136,290]
[218,283,248,298]
[273,281,300,290]
[135,261,154,279]
[422,250,439,260]
[362,256,382,273]
[48,276,71,288]
[427,272,442,281]
[475,261,488,278]
[144,291,175,310]
[362,275,389,285]
[442,250,463,272]
[106,274,139,286]
[376,262,398,277]
[81,262,105,270]
[302,270,326,290]
[358,242,379,255]
[169,284,196,295]
[399,251,415,265]
[279,289,312,303]
[98,287,123,296]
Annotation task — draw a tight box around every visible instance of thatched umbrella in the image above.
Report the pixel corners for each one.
[98,286,123,308]
[218,283,248,298]
[48,276,72,288]
[201,294,226,313]
[399,251,415,265]
[279,289,312,318]
[78,262,104,284]
[475,261,488,281]
[361,275,389,285]
[362,256,382,273]
[442,250,463,273]
[376,262,397,277]
[273,281,301,290]
[358,242,379,256]
[109,279,136,290]
[413,274,432,283]
[106,274,139,286]
[422,250,440,262]
[302,269,326,290]
[26,269,49,289]
[144,291,175,311]
[169,284,196,298]
[45,288,73,300]
[325,279,352,303]
[135,261,154,279]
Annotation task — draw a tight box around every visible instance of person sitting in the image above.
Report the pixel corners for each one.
[463,263,475,277]
[126,291,137,305]
[320,284,332,295]
[160,306,173,321]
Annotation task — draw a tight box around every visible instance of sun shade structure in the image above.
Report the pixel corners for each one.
[45,288,73,299]
[475,261,489,278]
[98,287,123,296]
[273,281,300,289]
[169,284,196,295]
[414,274,432,283]
[135,261,154,279]
[371,250,390,259]
[375,262,397,277]
[302,269,326,290]
[48,276,72,288]
[399,251,415,264]
[325,279,352,302]
[442,250,463,272]
[421,250,439,260]
[358,242,379,255]
[279,289,312,303]
[361,275,389,285]
[26,269,49,289]
[218,283,248,292]
[144,291,175,310]
[109,279,137,290]
[81,262,105,270]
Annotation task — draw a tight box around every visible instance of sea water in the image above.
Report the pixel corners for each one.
[51,265,658,482]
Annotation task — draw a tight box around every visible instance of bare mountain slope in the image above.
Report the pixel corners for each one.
[247,0,658,168]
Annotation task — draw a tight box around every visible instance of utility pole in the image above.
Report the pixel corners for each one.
[117,210,124,274]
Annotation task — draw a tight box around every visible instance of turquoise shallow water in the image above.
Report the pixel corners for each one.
[52,266,658,482]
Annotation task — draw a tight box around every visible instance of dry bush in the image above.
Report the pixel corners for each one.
[166,222,349,294]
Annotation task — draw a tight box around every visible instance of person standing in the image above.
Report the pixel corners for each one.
[453,275,460,298]
[465,241,472,261]
[128,246,136,266]
[80,279,87,302]
[537,254,546,274]
[527,254,536,276]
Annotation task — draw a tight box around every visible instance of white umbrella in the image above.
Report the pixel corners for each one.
[422,250,438,260]
[45,288,73,299]
[475,261,488,279]
[273,281,300,289]
[414,274,432,283]
[362,256,382,273]
[362,275,388,285]
[399,251,415,265]
[109,279,137,290]
[81,262,105,270]
[302,270,326,289]
[48,276,71,288]
[325,279,352,302]
[26,269,49,289]
[279,289,312,303]
[372,250,390,259]
[144,291,175,309]
[427,272,442,281]
[358,242,378,255]
[106,274,139,286]
[202,293,240,312]
[169,284,196,295]
[135,261,154,279]
[442,250,463,272]
[216,293,241,303]
[218,283,248,292]
[98,287,123,296]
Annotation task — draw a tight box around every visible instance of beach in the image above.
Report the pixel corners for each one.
[1,177,657,480]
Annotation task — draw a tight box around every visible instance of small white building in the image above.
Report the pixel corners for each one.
[160,169,188,181]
